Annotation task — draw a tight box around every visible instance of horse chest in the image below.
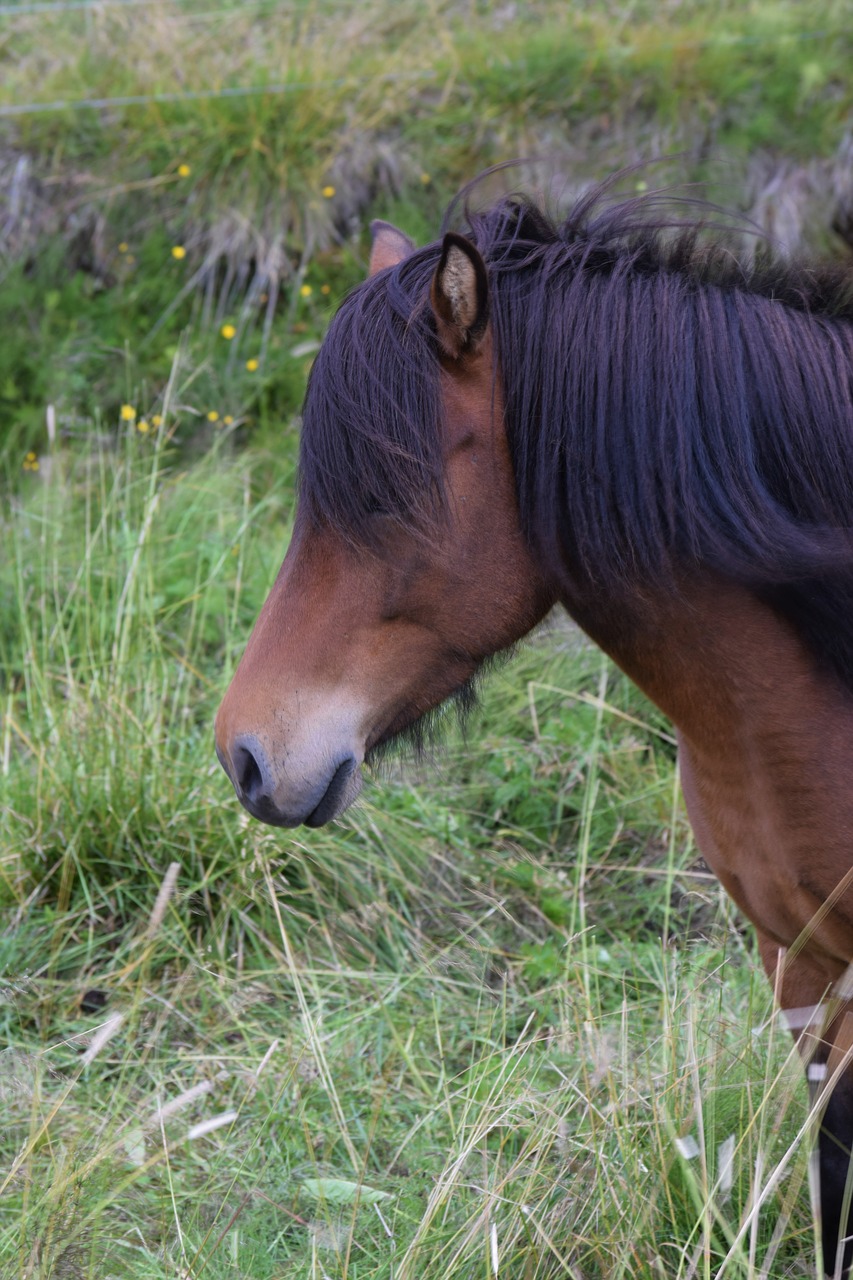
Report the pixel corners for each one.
[585,579,853,969]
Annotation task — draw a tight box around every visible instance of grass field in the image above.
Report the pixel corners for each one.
[2,0,852,1275]
[0,424,822,1277]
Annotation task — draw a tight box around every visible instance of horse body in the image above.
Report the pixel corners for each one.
[215,183,853,1274]
[550,538,853,1274]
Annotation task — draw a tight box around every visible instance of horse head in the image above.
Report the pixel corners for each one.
[214,224,552,827]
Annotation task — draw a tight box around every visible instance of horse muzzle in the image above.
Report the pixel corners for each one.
[215,733,364,828]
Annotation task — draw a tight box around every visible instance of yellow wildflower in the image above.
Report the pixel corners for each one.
[322,185,336,198]
[171,245,186,260]
[177,163,191,177]
[420,172,431,185]
[300,284,312,298]
[23,450,39,472]
[137,419,150,434]
[120,404,136,421]
[118,241,129,253]
[245,358,259,372]
[220,324,236,340]
[321,284,331,295]
[207,410,219,423]
[223,415,234,425]
[152,415,163,427]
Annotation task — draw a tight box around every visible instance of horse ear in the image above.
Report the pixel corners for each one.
[369,220,415,276]
[430,233,490,360]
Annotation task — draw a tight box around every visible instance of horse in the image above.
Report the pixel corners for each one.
[215,179,853,1275]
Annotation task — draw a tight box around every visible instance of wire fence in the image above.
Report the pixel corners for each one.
[0,0,298,14]
[0,70,436,118]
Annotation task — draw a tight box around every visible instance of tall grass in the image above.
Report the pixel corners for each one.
[0,414,823,1275]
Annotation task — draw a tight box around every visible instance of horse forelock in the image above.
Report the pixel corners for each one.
[298,247,449,545]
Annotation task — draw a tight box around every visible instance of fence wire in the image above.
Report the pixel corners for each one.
[0,0,300,14]
[0,69,436,118]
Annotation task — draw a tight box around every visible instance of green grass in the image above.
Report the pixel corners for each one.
[0,415,824,1277]
[4,0,850,165]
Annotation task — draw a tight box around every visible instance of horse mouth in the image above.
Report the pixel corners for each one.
[216,738,363,828]
[304,756,362,827]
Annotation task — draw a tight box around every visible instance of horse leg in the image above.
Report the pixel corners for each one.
[818,1048,853,1279]
[757,930,853,1277]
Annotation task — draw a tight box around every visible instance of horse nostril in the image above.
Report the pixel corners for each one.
[231,738,267,803]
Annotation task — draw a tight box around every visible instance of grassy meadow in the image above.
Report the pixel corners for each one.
[2,1,852,1276]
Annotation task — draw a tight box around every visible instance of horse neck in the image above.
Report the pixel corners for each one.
[563,573,853,765]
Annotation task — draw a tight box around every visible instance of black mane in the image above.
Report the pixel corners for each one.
[299,181,853,688]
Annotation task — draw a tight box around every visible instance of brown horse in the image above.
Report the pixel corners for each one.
[215,184,853,1275]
